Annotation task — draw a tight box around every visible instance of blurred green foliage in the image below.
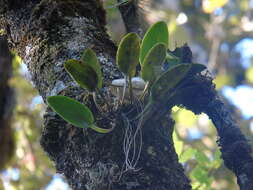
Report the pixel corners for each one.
[0,54,58,190]
[246,65,253,84]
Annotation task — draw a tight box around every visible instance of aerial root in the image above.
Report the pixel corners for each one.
[119,99,144,179]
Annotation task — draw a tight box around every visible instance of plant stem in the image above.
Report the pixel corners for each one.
[89,123,114,133]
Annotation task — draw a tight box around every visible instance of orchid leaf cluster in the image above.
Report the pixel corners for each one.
[47,21,206,134]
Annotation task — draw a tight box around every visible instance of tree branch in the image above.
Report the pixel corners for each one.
[1,0,191,189]
[117,0,144,35]
[172,74,253,190]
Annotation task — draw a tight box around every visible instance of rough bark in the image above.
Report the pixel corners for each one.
[0,0,191,189]
[1,0,253,190]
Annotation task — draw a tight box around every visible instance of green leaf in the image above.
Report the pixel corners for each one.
[195,151,210,165]
[151,64,206,101]
[151,64,191,100]
[116,32,140,77]
[190,166,209,184]
[172,131,183,156]
[81,48,103,89]
[47,96,94,128]
[141,43,167,82]
[179,148,197,163]
[64,59,98,92]
[246,65,253,84]
[140,21,169,64]
[164,52,181,70]
[210,150,222,169]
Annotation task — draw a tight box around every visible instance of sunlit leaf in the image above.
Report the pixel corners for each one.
[213,73,233,89]
[192,181,202,190]
[176,109,197,127]
[173,131,183,156]
[116,32,140,77]
[141,43,167,82]
[64,59,98,92]
[210,150,222,169]
[202,0,228,14]
[179,148,197,163]
[140,21,169,64]
[240,0,249,11]
[81,48,103,89]
[190,166,209,184]
[246,65,253,84]
[11,51,22,70]
[47,96,94,128]
[214,149,221,160]
[195,151,210,164]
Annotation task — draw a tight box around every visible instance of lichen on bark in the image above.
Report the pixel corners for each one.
[1,0,191,189]
[2,0,253,190]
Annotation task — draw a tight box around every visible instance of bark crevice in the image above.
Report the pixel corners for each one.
[1,0,190,189]
[2,0,253,190]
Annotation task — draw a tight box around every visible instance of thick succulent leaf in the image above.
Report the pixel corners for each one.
[116,32,140,77]
[81,48,103,89]
[47,96,94,128]
[140,21,169,64]
[141,43,167,82]
[163,52,181,70]
[151,64,191,100]
[64,59,98,92]
[90,124,114,133]
[151,64,205,101]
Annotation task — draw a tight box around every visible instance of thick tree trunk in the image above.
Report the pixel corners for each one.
[0,0,191,189]
[1,0,253,190]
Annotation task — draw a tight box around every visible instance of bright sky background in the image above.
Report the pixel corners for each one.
[45,175,70,190]
[223,85,253,119]
[222,38,253,119]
